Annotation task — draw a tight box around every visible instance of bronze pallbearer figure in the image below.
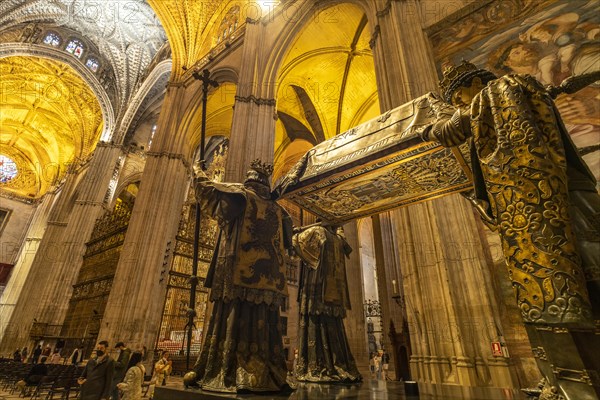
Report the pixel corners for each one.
[189,159,293,393]
[428,61,600,399]
[292,223,362,383]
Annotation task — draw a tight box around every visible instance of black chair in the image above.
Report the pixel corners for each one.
[28,375,56,399]
[40,375,72,400]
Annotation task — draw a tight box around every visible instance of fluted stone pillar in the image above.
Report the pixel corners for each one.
[99,83,191,350]
[368,0,520,387]
[0,191,56,340]
[341,222,370,377]
[371,0,440,110]
[226,19,276,182]
[372,213,400,379]
[0,143,123,353]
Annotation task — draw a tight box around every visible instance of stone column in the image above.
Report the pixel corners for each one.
[372,213,400,379]
[370,0,439,111]
[226,19,277,182]
[368,0,520,387]
[0,143,123,353]
[342,221,370,377]
[0,191,55,340]
[99,83,191,351]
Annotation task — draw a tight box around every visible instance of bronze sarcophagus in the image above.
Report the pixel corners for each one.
[276,93,473,224]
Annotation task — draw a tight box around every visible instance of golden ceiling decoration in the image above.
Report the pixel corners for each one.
[0,56,103,199]
[0,0,167,112]
[148,1,277,80]
[273,3,380,182]
[148,0,224,79]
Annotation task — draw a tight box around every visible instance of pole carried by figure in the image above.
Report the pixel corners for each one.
[186,69,218,370]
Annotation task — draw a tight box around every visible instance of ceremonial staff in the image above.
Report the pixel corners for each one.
[186,69,218,370]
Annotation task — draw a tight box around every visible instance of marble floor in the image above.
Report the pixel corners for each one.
[154,379,530,400]
[0,377,531,400]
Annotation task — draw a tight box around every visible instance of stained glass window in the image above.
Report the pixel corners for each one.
[43,32,61,47]
[0,155,18,184]
[86,58,99,72]
[66,39,84,58]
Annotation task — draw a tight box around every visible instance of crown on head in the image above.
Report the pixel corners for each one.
[439,60,497,103]
[245,159,273,186]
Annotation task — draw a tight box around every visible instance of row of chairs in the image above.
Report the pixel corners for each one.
[0,360,83,399]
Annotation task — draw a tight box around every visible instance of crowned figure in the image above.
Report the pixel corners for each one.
[189,159,293,393]
[427,61,600,399]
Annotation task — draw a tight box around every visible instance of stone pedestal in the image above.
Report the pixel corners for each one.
[154,381,406,400]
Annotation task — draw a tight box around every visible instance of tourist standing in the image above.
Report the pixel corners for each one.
[78,341,115,400]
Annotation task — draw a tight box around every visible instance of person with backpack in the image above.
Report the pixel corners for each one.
[117,352,145,400]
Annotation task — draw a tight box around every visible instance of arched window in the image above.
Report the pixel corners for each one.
[0,155,18,183]
[215,6,240,44]
[85,57,99,73]
[65,39,84,58]
[43,32,61,47]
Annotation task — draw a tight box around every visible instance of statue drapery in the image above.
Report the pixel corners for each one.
[192,173,293,393]
[292,224,361,383]
[431,73,598,326]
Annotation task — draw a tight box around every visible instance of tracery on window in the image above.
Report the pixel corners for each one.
[43,32,61,47]
[66,39,84,58]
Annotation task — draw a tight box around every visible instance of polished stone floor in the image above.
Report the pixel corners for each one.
[154,379,529,400]
[0,376,529,400]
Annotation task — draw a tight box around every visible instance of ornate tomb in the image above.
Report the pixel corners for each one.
[277,94,472,223]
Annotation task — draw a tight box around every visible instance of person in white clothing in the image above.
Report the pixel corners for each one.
[117,352,145,400]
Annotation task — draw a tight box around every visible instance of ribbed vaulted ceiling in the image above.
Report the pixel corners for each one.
[273,3,380,181]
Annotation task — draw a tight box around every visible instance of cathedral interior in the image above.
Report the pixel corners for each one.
[0,0,599,398]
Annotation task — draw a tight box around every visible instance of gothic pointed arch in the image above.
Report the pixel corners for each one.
[117,59,172,145]
[186,81,238,160]
[177,66,239,159]
[262,0,378,95]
